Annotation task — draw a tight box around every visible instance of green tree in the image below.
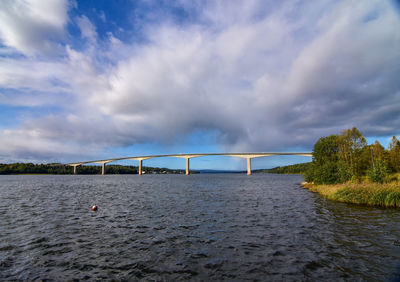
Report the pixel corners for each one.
[337,160,352,183]
[305,134,342,184]
[305,127,369,184]
[338,127,367,181]
[360,141,387,175]
[368,158,388,183]
[388,136,400,172]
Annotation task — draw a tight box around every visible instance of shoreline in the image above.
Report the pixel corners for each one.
[300,182,400,208]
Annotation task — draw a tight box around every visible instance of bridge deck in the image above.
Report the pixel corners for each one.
[67,152,312,166]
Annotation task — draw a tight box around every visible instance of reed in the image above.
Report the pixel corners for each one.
[302,181,400,208]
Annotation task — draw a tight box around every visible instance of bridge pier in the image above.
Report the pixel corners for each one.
[72,164,79,175]
[186,158,190,175]
[102,163,106,175]
[67,152,312,176]
[247,158,252,175]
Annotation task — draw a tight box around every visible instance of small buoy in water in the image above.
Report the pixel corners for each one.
[91,205,98,211]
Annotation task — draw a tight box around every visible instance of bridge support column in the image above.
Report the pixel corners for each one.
[247,158,252,175]
[186,158,190,175]
[73,165,78,175]
[102,163,106,175]
[138,159,142,175]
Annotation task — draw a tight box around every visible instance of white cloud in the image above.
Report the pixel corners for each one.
[0,128,85,161]
[76,15,97,43]
[0,0,70,56]
[0,0,399,162]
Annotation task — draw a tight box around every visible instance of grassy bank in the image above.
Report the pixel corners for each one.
[302,180,400,208]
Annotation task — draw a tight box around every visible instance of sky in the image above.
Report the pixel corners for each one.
[0,0,399,170]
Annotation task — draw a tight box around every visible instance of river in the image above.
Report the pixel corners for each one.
[0,174,399,281]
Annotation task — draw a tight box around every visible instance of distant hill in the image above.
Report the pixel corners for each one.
[255,162,311,174]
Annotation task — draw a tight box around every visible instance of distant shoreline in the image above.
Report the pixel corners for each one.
[0,163,188,175]
[0,162,311,175]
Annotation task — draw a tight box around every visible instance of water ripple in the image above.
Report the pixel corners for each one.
[0,174,400,281]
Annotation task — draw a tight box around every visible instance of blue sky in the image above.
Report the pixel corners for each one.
[0,0,399,170]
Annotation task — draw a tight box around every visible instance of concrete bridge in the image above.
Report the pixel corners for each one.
[67,152,312,175]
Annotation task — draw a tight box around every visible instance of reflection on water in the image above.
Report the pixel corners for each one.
[0,174,399,280]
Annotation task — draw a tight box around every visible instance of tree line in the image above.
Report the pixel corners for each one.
[305,127,400,184]
[0,163,185,175]
[258,162,312,174]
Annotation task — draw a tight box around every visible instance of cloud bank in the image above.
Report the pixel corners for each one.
[0,0,399,162]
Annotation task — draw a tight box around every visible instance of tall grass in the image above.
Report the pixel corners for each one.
[303,181,400,208]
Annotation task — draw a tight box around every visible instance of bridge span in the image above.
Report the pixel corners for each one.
[67,152,312,175]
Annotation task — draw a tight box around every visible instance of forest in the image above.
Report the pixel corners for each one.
[304,127,400,184]
[258,162,311,174]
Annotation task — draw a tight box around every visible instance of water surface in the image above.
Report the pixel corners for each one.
[0,174,399,280]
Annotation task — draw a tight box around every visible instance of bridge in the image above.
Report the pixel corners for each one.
[67,152,312,175]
